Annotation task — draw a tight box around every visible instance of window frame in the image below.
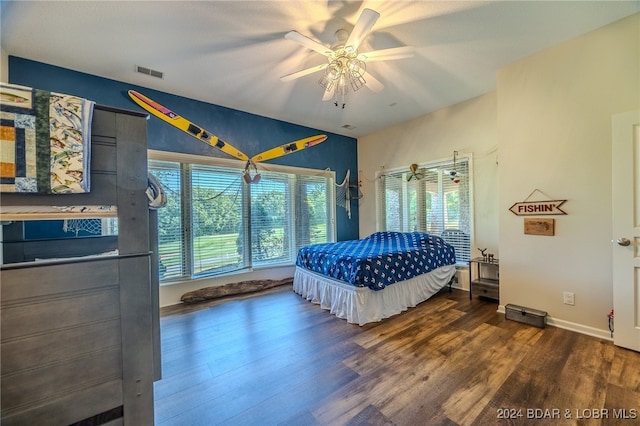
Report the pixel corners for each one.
[375,154,474,265]
[148,149,337,283]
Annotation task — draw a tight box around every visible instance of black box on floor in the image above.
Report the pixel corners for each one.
[505,304,547,328]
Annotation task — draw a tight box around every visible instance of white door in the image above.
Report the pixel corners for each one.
[612,110,640,352]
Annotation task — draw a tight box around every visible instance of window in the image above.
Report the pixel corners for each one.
[148,151,335,282]
[377,156,472,264]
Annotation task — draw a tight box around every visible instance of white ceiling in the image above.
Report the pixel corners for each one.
[2,1,639,138]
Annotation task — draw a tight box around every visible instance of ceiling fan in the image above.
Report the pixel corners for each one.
[280,8,414,108]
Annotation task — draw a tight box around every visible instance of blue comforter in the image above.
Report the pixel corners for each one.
[296,231,456,290]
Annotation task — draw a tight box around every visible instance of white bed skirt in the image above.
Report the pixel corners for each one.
[293,265,457,326]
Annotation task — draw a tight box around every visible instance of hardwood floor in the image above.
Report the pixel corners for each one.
[154,286,640,426]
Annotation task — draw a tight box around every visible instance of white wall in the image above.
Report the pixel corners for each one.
[497,13,639,338]
[359,14,639,337]
[358,92,500,289]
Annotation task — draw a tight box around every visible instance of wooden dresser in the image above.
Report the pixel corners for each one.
[1,105,159,425]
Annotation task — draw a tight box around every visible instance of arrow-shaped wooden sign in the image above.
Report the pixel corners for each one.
[509,200,567,216]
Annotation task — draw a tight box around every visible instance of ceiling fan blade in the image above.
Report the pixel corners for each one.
[280,63,328,82]
[359,46,415,62]
[284,31,333,57]
[345,8,380,51]
[364,72,384,93]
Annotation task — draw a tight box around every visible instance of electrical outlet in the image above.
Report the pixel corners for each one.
[563,291,575,306]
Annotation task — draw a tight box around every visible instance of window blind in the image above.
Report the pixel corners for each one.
[249,170,290,266]
[250,170,335,267]
[148,154,335,282]
[149,160,185,280]
[191,164,247,276]
[295,174,334,247]
[377,157,472,263]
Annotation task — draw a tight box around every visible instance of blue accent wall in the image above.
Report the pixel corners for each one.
[9,56,359,241]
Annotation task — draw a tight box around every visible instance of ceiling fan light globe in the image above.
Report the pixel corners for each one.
[320,78,336,92]
[318,63,342,90]
[327,62,342,80]
[336,79,348,96]
[318,72,329,89]
[347,58,366,78]
[350,74,366,91]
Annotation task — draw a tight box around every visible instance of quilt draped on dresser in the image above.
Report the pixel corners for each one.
[0,82,94,193]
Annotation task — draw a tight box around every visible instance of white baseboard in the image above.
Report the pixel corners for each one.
[497,305,613,341]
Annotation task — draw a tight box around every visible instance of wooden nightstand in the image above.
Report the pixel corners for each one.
[469,257,499,301]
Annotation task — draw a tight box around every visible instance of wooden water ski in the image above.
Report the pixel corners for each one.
[128,90,328,165]
[251,134,328,162]
[128,90,249,161]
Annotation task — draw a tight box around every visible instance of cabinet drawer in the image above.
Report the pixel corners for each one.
[471,281,499,300]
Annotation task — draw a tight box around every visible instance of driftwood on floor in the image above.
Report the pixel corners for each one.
[180,277,294,303]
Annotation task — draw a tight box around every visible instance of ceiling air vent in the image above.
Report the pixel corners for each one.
[342,124,356,130]
[135,65,164,79]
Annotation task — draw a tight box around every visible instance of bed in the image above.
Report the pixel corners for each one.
[293,231,457,325]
